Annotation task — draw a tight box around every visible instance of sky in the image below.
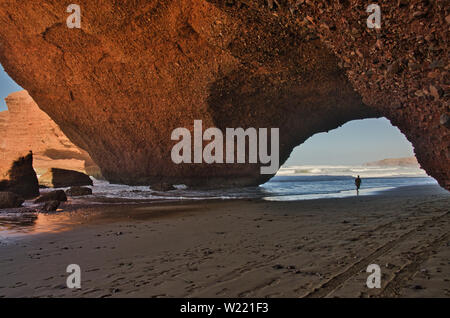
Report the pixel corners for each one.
[0,64,22,111]
[0,64,414,165]
[284,118,414,165]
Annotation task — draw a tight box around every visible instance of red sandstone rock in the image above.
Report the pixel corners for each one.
[0,91,101,178]
[38,168,93,188]
[0,1,447,189]
[0,152,40,199]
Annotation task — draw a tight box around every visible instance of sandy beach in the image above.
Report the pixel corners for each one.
[0,184,449,298]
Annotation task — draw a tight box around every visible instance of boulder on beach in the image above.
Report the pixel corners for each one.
[0,152,40,199]
[364,157,420,167]
[38,168,93,188]
[34,190,67,203]
[0,192,25,209]
[42,200,61,212]
[150,182,176,192]
[66,186,93,197]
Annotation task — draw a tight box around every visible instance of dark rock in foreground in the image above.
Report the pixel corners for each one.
[34,190,68,203]
[42,200,61,212]
[39,168,93,188]
[66,186,93,197]
[150,183,176,192]
[0,152,39,199]
[0,90,102,179]
[0,192,25,209]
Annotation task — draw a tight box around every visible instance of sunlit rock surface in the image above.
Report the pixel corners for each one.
[0,91,101,178]
[0,0,447,189]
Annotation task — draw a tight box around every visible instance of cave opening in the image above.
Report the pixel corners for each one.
[284,118,417,167]
[260,118,438,201]
[0,63,22,112]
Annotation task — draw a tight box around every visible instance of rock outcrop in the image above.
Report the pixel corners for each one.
[38,168,93,188]
[42,200,61,212]
[0,90,101,178]
[0,1,447,189]
[0,152,40,199]
[0,192,24,209]
[66,186,92,197]
[34,190,68,203]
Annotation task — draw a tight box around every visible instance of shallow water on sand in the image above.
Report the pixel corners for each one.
[0,203,209,239]
[45,175,438,202]
[0,175,438,239]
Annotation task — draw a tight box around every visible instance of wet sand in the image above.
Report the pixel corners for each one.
[0,185,449,298]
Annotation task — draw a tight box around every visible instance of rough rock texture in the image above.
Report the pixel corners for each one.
[0,152,40,199]
[0,1,447,189]
[0,90,101,178]
[42,200,61,212]
[38,168,93,188]
[66,186,92,197]
[34,190,67,203]
[365,156,419,167]
[0,191,24,209]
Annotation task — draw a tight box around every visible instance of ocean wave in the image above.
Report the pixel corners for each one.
[25,169,436,206]
[276,165,427,178]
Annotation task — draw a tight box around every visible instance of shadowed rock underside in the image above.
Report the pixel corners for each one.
[0,0,447,189]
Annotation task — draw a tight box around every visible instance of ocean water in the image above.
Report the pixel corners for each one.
[260,175,436,201]
[261,165,437,201]
[1,166,439,238]
[37,165,437,204]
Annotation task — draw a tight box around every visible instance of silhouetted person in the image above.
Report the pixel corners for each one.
[355,175,362,195]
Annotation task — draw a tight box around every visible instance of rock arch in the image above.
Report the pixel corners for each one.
[0,0,447,189]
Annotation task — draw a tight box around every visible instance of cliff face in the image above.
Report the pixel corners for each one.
[0,91,100,177]
[365,157,420,167]
[0,152,39,199]
[0,1,447,189]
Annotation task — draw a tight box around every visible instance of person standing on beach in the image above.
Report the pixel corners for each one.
[355,175,362,195]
